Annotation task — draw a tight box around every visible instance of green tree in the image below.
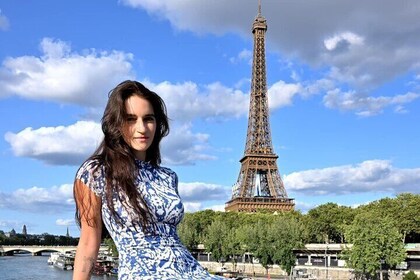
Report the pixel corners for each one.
[58,235,70,246]
[104,237,118,257]
[41,234,56,245]
[178,214,199,251]
[242,221,275,275]
[186,210,217,244]
[393,193,420,242]
[343,212,406,278]
[304,202,355,243]
[403,271,420,280]
[359,194,420,243]
[225,227,246,271]
[271,215,304,275]
[204,219,229,263]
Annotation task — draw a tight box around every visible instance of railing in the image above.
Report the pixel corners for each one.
[226,196,295,204]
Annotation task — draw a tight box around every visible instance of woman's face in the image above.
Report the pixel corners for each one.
[122,94,157,160]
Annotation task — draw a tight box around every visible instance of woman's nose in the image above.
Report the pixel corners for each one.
[136,120,146,132]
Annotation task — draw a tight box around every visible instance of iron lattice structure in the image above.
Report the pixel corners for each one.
[225,2,294,212]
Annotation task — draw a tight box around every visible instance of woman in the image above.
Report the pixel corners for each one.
[73,80,223,279]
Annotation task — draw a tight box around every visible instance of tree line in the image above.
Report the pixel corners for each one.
[0,232,79,246]
[177,193,420,278]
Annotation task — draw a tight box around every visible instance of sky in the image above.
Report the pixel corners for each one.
[0,0,419,237]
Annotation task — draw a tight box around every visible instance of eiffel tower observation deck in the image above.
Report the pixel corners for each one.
[225,1,295,212]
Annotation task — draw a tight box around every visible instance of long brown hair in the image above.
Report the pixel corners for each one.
[75,80,170,232]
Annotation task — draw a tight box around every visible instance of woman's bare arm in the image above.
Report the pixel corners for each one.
[72,179,102,280]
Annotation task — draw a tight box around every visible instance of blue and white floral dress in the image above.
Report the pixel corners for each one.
[76,159,223,280]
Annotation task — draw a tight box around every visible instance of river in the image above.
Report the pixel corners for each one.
[0,253,117,280]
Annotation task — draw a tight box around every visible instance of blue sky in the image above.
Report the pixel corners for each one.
[0,0,419,237]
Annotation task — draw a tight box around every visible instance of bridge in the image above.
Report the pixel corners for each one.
[0,245,108,256]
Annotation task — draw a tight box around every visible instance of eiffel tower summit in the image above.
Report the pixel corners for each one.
[225,1,295,213]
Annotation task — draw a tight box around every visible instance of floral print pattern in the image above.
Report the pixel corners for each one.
[77,159,223,280]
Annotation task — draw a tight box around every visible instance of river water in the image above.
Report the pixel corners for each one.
[0,253,117,280]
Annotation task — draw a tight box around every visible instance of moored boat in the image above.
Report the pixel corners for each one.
[53,254,74,270]
[93,258,115,275]
[47,252,60,265]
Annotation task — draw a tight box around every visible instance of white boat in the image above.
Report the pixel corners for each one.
[53,254,74,270]
[47,252,60,265]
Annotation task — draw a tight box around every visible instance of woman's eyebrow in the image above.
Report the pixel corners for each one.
[126,113,155,117]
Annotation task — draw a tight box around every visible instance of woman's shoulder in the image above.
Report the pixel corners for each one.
[77,158,103,175]
[157,165,177,177]
[157,166,179,193]
[153,165,178,185]
[75,158,106,196]
[76,158,105,183]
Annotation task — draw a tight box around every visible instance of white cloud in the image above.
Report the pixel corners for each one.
[300,78,336,98]
[0,38,134,106]
[290,71,300,82]
[5,121,102,165]
[230,49,252,64]
[146,79,303,123]
[40,37,72,59]
[284,160,420,195]
[0,184,74,213]
[56,219,74,226]
[162,123,216,165]
[234,77,251,90]
[180,202,227,213]
[178,182,230,202]
[183,202,202,213]
[146,80,249,121]
[293,200,316,214]
[394,105,408,114]
[120,0,246,35]
[0,10,10,31]
[268,80,302,108]
[208,204,226,212]
[323,89,420,116]
[324,32,364,51]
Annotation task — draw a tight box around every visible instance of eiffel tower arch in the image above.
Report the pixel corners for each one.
[225,1,295,213]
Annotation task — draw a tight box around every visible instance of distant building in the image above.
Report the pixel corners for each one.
[66,227,70,238]
[22,225,27,236]
[5,228,16,238]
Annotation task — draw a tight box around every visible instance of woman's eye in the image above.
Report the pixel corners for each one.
[126,117,136,122]
[144,116,156,122]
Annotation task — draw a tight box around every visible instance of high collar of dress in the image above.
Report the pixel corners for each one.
[134,158,152,169]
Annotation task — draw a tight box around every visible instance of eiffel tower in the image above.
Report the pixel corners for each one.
[225,1,294,212]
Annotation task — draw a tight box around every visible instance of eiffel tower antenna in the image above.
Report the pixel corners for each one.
[225,0,294,212]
